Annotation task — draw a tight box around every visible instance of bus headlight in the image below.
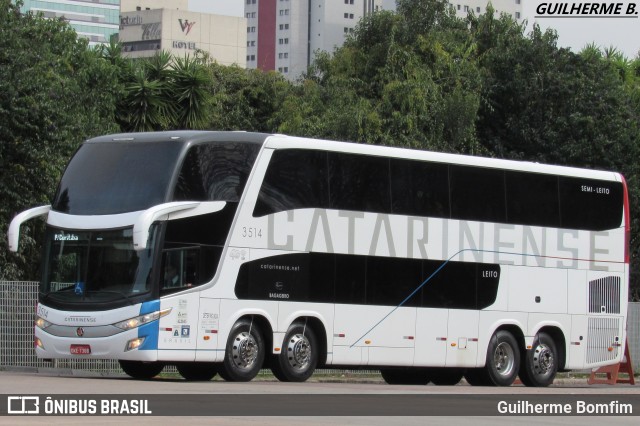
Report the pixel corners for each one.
[113,308,172,331]
[35,317,52,330]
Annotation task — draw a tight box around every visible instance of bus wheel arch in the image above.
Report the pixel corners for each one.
[219,315,271,382]
[271,316,326,382]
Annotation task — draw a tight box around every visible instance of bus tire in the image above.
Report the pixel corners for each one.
[271,322,318,382]
[428,368,464,386]
[484,330,520,386]
[380,368,430,385]
[518,332,558,387]
[119,360,164,379]
[176,362,218,381]
[219,320,265,382]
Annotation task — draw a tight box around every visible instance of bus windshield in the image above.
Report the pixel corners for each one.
[53,141,184,215]
[40,226,158,306]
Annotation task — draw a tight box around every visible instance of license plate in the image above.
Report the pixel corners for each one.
[70,344,91,355]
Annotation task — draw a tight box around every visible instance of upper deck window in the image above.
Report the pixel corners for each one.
[173,143,260,203]
[53,142,183,215]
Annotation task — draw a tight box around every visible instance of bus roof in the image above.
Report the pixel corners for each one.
[264,134,621,182]
[86,131,619,182]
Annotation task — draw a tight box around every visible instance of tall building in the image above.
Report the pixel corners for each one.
[18,0,120,46]
[246,0,383,80]
[118,3,247,67]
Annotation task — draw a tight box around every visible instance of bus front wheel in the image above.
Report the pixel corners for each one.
[219,319,265,382]
[119,360,164,380]
[518,332,558,387]
[271,322,318,382]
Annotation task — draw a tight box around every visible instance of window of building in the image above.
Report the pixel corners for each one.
[344,13,348,18]
[464,5,469,12]
[515,12,521,18]
[476,7,481,12]
[457,4,461,10]
[283,67,288,73]
[349,13,354,19]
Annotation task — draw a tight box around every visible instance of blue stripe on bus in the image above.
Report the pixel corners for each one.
[138,300,160,351]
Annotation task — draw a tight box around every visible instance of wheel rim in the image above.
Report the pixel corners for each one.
[532,343,554,376]
[493,341,515,377]
[286,333,311,371]
[231,331,258,370]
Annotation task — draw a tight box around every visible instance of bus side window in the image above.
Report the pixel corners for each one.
[254,149,329,217]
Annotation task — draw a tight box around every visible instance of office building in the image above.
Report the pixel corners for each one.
[118,4,247,66]
[18,0,120,46]
[246,0,383,80]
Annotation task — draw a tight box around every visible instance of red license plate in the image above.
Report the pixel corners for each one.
[70,344,91,355]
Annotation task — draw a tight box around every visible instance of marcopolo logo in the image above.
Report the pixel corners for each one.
[535,2,639,18]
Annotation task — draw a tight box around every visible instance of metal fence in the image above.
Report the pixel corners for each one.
[1,281,639,374]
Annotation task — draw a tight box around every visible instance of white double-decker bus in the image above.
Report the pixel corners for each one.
[9,131,630,386]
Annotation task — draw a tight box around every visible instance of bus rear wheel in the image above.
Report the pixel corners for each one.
[218,319,265,382]
[271,322,318,382]
[119,360,164,380]
[176,362,218,381]
[466,330,520,386]
[380,368,430,385]
[518,332,558,387]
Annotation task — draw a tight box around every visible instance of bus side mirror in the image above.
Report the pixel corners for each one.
[133,201,227,251]
[7,205,51,252]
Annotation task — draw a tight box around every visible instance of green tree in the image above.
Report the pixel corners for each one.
[113,50,212,132]
[470,9,640,299]
[204,63,292,132]
[0,1,120,279]
[280,0,483,153]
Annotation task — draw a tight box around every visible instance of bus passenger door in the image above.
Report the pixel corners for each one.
[445,310,479,367]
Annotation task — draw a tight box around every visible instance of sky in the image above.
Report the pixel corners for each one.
[188,0,640,58]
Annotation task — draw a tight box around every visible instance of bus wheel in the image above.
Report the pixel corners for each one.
[380,368,430,385]
[485,330,520,386]
[176,362,218,381]
[428,368,464,386]
[518,332,558,387]
[219,320,265,382]
[271,322,318,382]
[119,360,164,379]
